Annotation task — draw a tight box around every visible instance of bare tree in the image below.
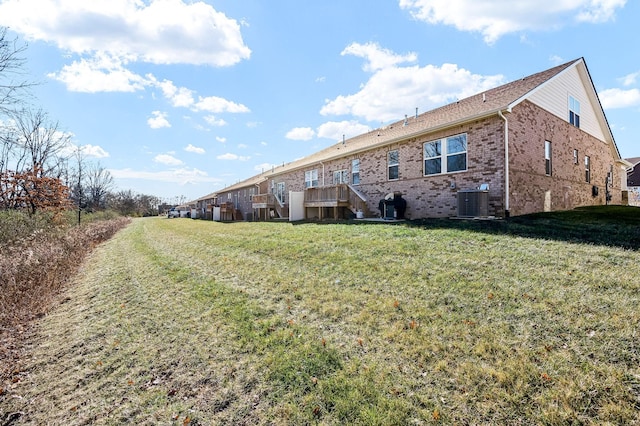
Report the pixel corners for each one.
[0,109,72,214]
[85,162,114,211]
[0,27,32,117]
[11,108,70,178]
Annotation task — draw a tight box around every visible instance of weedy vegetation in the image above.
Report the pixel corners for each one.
[1,206,639,425]
[0,210,130,387]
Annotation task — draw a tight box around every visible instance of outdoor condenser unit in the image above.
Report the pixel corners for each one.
[457,189,489,217]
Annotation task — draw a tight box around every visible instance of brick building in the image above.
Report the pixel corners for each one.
[626,157,640,207]
[208,58,631,220]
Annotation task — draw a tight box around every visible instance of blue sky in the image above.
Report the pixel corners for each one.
[0,0,638,203]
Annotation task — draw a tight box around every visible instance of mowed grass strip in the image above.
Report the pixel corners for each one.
[2,211,640,425]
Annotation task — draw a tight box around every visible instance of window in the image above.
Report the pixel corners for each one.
[423,133,467,175]
[585,156,590,183]
[545,141,552,176]
[276,182,286,203]
[569,96,580,128]
[352,159,360,185]
[424,140,442,174]
[333,170,348,184]
[573,149,578,164]
[305,169,319,188]
[388,150,399,180]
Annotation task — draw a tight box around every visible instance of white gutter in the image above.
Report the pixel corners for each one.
[498,109,511,217]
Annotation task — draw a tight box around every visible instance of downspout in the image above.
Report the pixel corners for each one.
[498,109,511,217]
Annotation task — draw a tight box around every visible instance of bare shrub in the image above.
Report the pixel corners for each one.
[0,216,129,380]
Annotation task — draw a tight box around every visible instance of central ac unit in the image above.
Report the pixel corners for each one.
[457,190,489,217]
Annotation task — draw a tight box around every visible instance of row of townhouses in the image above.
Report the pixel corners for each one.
[189,58,634,221]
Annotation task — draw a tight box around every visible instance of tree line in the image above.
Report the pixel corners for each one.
[0,27,162,218]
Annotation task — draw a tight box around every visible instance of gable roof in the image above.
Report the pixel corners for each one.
[211,58,622,195]
[625,157,640,167]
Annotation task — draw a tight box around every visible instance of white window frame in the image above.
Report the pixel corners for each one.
[388,150,399,180]
[423,133,467,176]
[585,155,591,183]
[333,169,349,185]
[351,159,360,185]
[569,96,581,128]
[573,149,578,164]
[276,182,286,203]
[545,140,552,176]
[305,169,319,188]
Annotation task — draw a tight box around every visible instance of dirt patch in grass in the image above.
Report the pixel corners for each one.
[2,213,639,424]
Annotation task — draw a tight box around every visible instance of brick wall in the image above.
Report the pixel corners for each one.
[222,100,622,220]
[508,101,622,216]
[263,118,507,219]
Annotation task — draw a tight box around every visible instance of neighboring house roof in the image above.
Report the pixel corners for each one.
[625,157,640,166]
[626,157,640,187]
[213,173,268,195]
[210,57,622,195]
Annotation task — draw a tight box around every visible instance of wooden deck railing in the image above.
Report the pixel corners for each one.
[304,184,349,203]
[251,193,275,206]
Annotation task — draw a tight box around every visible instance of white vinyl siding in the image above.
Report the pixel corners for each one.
[527,65,605,141]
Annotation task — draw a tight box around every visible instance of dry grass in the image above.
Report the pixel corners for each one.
[1,210,639,425]
[0,214,130,387]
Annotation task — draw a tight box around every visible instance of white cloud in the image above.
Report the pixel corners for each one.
[549,55,564,66]
[576,0,627,23]
[254,162,277,173]
[184,144,205,154]
[48,53,148,93]
[216,136,227,143]
[317,121,371,141]
[0,0,251,66]
[286,127,316,141]
[80,144,110,158]
[154,153,183,166]
[619,72,640,87]
[399,0,626,44]
[148,111,171,129]
[217,153,250,161]
[204,116,228,127]
[109,167,221,185]
[341,42,417,72]
[322,44,504,123]
[599,88,640,109]
[194,96,250,113]
[153,78,195,107]
[237,144,248,149]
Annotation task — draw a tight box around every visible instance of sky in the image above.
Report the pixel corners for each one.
[0,0,638,204]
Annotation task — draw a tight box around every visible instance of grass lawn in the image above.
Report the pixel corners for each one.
[1,206,639,425]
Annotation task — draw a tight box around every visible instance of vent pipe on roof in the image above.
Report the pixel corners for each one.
[342,134,345,145]
[415,107,418,120]
[403,114,408,126]
[482,93,486,102]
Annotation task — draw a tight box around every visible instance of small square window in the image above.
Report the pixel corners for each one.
[573,149,578,164]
